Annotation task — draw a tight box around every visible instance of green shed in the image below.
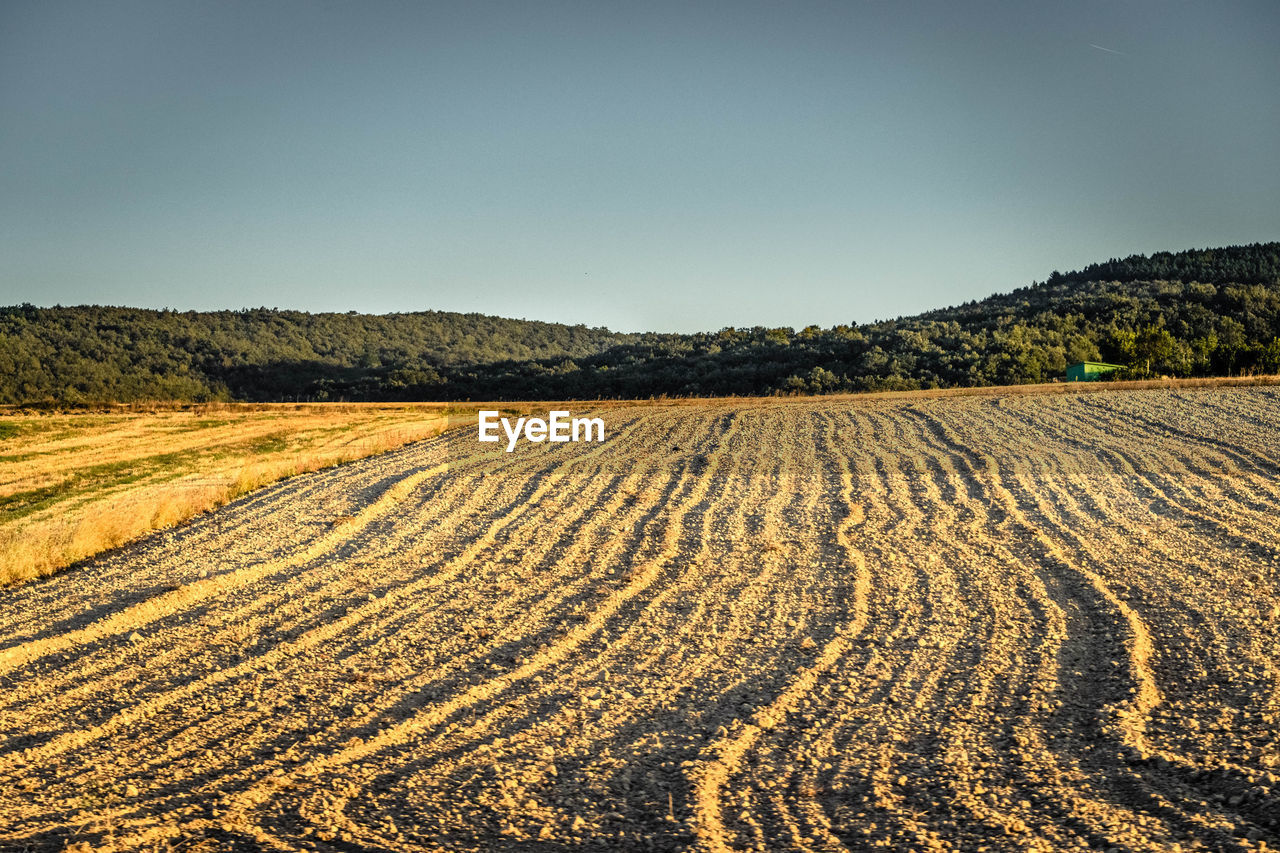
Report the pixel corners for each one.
[1066,361,1125,382]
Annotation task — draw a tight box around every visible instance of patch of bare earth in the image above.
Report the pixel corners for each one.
[2,389,1278,851]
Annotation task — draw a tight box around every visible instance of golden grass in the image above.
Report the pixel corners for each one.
[0,404,467,587]
[4,373,1272,588]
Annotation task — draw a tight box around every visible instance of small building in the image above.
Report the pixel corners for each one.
[1066,361,1125,382]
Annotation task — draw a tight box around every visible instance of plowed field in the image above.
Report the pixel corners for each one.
[3,388,1279,852]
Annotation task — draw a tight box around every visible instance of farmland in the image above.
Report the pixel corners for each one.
[0,405,458,586]
[1,388,1278,852]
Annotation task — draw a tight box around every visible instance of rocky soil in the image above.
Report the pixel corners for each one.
[2,388,1278,851]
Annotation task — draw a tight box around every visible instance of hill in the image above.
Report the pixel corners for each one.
[0,307,667,403]
[2,242,1278,403]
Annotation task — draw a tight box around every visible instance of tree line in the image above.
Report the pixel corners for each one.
[2,242,1278,404]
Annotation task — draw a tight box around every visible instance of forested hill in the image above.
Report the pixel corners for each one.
[0,307,660,402]
[1050,243,1280,287]
[3,241,1279,403]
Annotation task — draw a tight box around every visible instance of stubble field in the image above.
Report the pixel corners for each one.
[1,388,1278,852]
[0,404,456,587]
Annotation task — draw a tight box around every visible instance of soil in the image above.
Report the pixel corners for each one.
[2,388,1278,852]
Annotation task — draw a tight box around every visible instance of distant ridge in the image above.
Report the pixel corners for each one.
[1051,242,1280,286]
[3,242,1278,403]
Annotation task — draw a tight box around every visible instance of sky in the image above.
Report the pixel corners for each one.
[1,1,1277,333]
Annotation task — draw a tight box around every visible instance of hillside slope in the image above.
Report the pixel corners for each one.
[0,307,659,403]
[3,242,1278,402]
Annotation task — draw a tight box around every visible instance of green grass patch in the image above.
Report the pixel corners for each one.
[246,432,291,454]
[0,427,361,525]
[0,458,156,522]
[0,443,243,524]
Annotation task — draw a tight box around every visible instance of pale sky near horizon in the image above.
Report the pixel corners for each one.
[2,1,1277,333]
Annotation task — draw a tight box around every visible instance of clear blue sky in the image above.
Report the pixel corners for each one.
[2,1,1277,333]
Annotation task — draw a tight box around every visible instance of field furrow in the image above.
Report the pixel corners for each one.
[2,389,1278,852]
